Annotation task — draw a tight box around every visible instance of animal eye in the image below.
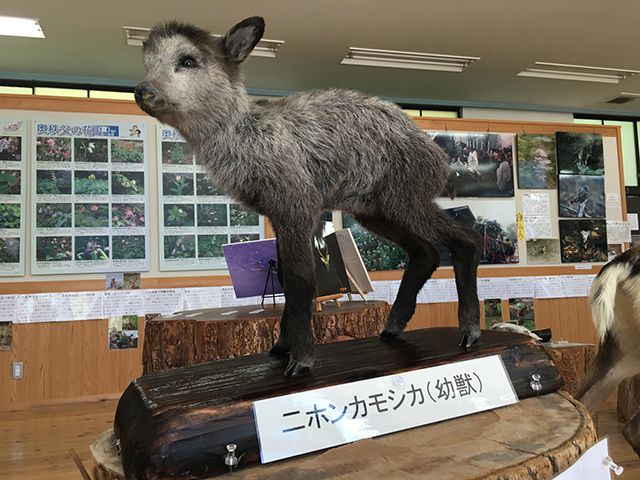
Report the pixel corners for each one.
[179,55,197,68]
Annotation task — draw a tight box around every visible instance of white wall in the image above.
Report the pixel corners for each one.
[462,107,573,123]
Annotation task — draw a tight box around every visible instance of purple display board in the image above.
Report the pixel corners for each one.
[222,239,283,298]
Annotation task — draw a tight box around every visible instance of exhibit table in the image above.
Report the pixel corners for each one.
[142,300,390,374]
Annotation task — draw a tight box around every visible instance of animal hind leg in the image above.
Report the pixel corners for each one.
[423,210,482,348]
[353,213,440,338]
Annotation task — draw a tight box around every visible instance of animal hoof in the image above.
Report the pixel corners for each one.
[284,354,314,377]
[269,342,290,357]
[380,329,400,340]
[458,325,481,349]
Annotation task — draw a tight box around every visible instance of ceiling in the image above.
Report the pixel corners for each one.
[2,0,640,115]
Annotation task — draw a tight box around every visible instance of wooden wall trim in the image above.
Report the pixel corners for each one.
[0,93,144,115]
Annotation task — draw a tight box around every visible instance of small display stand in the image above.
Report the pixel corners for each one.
[104,328,582,479]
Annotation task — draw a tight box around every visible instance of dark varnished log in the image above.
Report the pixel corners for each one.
[115,327,563,480]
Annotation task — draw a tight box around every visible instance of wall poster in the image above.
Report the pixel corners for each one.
[31,118,150,274]
[157,126,264,271]
[0,119,26,276]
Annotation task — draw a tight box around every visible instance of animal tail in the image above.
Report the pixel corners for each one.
[589,262,632,340]
[442,171,456,200]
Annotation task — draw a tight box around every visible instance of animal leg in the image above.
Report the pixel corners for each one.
[270,219,317,376]
[431,212,482,348]
[576,332,638,413]
[353,213,440,338]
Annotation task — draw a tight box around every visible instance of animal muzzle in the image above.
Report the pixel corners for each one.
[134,82,158,110]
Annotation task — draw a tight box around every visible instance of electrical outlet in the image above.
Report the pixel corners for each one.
[11,361,23,380]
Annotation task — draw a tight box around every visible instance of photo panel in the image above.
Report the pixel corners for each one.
[516,134,557,189]
[428,131,515,197]
[556,132,604,175]
[158,125,263,271]
[508,298,535,331]
[559,219,608,263]
[558,174,605,218]
[526,239,561,265]
[31,119,150,274]
[437,198,519,265]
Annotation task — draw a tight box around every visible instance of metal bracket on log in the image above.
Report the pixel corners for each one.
[115,327,562,479]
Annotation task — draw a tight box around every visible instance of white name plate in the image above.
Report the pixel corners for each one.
[253,355,518,463]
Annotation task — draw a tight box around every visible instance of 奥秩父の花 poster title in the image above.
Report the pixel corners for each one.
[31,117,150,274]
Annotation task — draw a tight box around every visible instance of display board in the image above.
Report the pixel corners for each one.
[31,116,150,274]
[342,119,626,272]
[157,126,264,271]
[0,117,26,276]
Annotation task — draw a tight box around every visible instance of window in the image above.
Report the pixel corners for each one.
[574,115,639,187]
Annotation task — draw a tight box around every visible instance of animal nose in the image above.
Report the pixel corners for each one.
[134,83,157,104]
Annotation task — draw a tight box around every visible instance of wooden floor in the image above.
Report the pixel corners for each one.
[0,394,638,479]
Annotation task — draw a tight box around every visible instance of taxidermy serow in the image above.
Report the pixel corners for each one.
[135,16,482,376]
[576,246,640,453]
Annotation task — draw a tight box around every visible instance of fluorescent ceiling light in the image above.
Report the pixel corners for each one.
[0,15,44,38]
[341,47,479,72]
[518,62,640,84]
[123,26,284,58]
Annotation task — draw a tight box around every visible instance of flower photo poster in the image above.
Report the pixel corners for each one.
[31,119,150,274]
[158,126,263,271]
[0,118,26,276]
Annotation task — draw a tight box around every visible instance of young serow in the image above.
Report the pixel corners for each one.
[576,246,640,454]
[135,17,482,376]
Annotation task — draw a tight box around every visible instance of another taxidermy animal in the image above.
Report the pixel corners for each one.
[135,17,482,375]
[575,246,640,454]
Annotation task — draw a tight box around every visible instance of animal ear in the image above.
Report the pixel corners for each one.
[222,16,265,64]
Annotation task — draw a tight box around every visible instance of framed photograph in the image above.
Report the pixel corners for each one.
[342,212,408,271]
[0,136,22,161]
[558,174,605,218]
[437,199,519,265]
[484,299,502,329]
[526,239,561,265]
[559,219,608,263]
[508,298,535,330]
[428,131,514,197]
[556,132,604,175]
[516,134,557,189]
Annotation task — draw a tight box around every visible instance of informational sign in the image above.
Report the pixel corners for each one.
[554,437,618,480]
[157,126,264,271]
[253,355,518,463]
[0,118,27,276]
[31,118,150,274]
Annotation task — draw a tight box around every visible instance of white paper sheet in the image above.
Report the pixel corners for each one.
[184,287,223,310]
[477,277,508,300]
[103,290,144,317]
[606,220,632,244]
[144,288,185,315]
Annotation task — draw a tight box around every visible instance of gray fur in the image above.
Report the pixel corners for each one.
[136,17,482,375]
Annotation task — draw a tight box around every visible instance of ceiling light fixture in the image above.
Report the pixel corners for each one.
[123,26,284,58]
[518,62,640,84]
[0,15,45,38]
[341,47,479,72]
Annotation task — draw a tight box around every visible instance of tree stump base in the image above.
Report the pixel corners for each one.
[544,342,596,396]
[618,374,640,423]
[142,300,391,374]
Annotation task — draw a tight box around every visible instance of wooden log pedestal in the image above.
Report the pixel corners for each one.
[143,301,390,375]
[93,392,595,480]
[618,374,640,423]
[109,328,576,480]
[544,342,596,396]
